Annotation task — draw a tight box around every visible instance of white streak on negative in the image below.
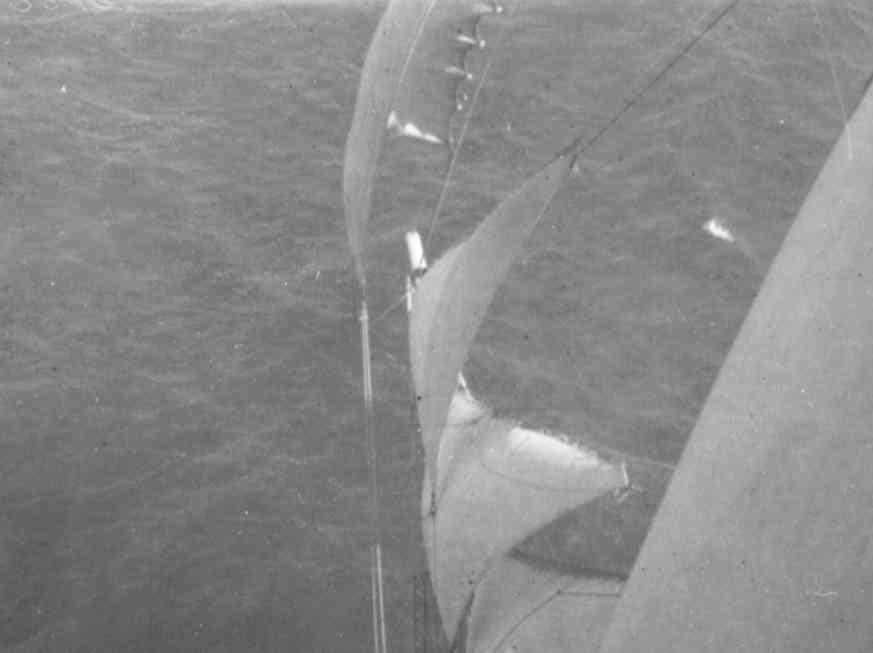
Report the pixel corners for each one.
[703,217,736,243]
[388,110,443,144]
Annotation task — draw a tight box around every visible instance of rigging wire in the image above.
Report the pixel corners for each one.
[376,0,744,331]
[359,296,389,653]
[564,0,743,163]
[356,9,510,653]
[810,2,852,160]
[358,2,745,651]
[423,5,510,255]
[423,58,495,253]
[372,291,409,327]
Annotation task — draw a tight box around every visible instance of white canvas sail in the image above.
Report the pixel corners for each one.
[410,155,571,486]
[596,74,873,653]
[343,0,501,287]
[467,555,622,653]
[407,153,629,644]
[419,410,629,644]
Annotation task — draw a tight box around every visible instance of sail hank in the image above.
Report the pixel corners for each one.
[597,77,873,653]
[342,0,503,284]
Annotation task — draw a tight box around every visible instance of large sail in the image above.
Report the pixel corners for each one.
[343,0,501,286]
[410,155,571,485]
[421,410,629,642]
[597,79,873,653]
[467,555,622,653]
[408,152,629,644]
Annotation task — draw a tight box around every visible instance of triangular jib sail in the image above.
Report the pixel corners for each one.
[406,151,629,644]
[409,154,571,487]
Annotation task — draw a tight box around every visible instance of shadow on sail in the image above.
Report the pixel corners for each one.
[467,554,623,653]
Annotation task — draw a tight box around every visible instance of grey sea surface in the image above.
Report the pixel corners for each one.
[1,1,871,651]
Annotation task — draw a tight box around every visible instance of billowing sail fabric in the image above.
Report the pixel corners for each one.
[343,0,501,286]
[410,154,571,485]
[467,555,623,653]
[597,82,873,653]
[516,456,674,577]
[420,393,629,642]
[408,151,631,643]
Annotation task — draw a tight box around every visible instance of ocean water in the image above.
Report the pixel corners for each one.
[1,1,871,651]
